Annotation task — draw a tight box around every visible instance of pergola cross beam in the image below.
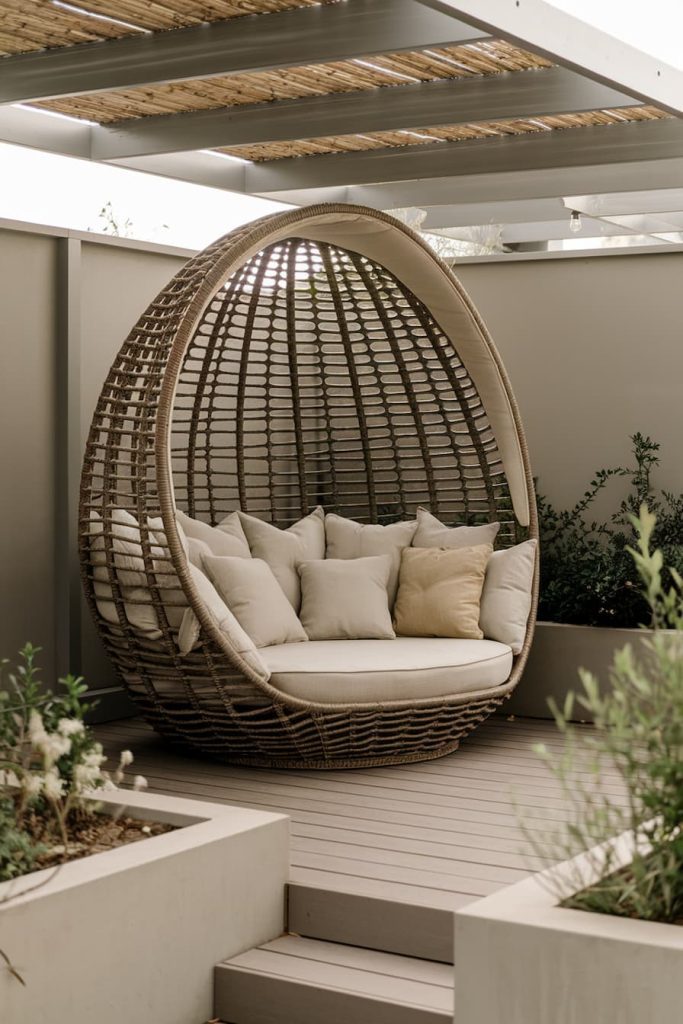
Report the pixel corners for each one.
[0,0,486,105]
[91,65,636,160]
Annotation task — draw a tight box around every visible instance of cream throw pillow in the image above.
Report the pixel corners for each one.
[393,545,492,639]
[480,539,537,654]
[238,507,325,611]
[89,509,188,639]
[324,514,417,607]
[203,555,308,648]
[412,507,500,550]
[177,563,269,681]
[176,509,251,559]
[299,555,395,641]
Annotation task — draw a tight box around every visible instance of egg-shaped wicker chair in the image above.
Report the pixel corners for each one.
[80,204,537,769]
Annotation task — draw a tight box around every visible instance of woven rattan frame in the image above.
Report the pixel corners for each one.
[80,203,538,768]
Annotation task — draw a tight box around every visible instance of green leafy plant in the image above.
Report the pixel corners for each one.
[529,507,683,923]
[0,645,148,985]
[0,644,147,876]
[537,433,683,627]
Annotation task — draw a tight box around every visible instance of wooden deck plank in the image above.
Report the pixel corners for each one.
[256,936,453,988]
[96,716,619,935]
[221,944,453,1010]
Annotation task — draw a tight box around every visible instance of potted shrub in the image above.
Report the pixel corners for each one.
[455,508,683,1024]
[510,433,683,719]
[0,646,288,1024]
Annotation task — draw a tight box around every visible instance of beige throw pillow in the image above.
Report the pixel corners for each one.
[176,509,251,559]
[177,563,269,681]
[480,539,537,654]
[393,545,492,639]
[412,507,500,550]
[324,514,417,607]
[299,556,395,641]
[203,555,308,648]
[238,507,325,611]
[89,509,188,639]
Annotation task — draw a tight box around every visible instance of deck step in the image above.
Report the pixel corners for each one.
[214,935,453,1024]
[288,880,467,963]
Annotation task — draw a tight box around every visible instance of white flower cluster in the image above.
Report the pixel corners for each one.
[9,711,148,808]
[28,710,77,768]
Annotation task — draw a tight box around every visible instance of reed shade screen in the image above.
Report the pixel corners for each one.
[217,105,669,161]
[33,41,555,123]
[0,0,334,55]
[80,204,538,769]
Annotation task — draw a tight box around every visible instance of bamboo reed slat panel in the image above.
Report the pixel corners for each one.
[32,40,554,123]
[0,0,333,55]
[215,105,670,161]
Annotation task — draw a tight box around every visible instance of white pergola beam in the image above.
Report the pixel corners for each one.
[272,153,683,209]
[0,0,485,105]
[564,188,683,218]
[91,65,635,160]
[0,105,91,158]
[422,197,569,228]
[418,0,683,114]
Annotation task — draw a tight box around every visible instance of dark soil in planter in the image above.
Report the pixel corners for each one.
[24,810,176,871]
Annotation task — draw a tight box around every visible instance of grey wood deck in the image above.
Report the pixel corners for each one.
[96,715,623,925]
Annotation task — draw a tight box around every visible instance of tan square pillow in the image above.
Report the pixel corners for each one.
[203,555,308,648]
[238,507,325,611]
[299,555,395,641]
[412,507,500,550]
[176,509,251,559]
[393,545,492,639]
[324,514,417,607]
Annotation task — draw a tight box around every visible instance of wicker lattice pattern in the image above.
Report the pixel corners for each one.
[80,204,538,768]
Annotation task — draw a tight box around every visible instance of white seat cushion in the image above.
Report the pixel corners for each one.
[260,637,513,704]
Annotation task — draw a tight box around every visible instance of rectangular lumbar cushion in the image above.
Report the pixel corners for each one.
[203,555,308,648]
[412,507,500,549]
[237,507,325,611]
[479,539,537,654]
[393,544,492,639]
[299,555,396,641]
[176,509,251,559]
[324,514,417,607]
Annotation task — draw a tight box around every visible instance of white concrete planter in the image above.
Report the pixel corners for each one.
[509,621,652,720]
[455,832,683,1024]
[0,789,289,1024]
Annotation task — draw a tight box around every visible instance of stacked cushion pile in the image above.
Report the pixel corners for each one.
[88,503,536,700]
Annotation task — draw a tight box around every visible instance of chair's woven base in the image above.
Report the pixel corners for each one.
[187,739,463,770]
[128,682,509,769]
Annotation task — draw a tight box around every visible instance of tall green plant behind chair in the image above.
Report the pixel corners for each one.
[538,434,683,627]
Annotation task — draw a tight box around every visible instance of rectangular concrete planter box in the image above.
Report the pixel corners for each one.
[454,832,683,1024]
[508,621,651,721]
[0,789,289,1024]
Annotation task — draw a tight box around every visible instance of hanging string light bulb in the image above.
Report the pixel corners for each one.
[569,210,582,234]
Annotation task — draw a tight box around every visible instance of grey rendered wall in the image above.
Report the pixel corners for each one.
[0,230,58,682]
[457,252,683,514]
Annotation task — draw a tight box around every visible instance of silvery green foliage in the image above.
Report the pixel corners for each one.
[529,507,683,923]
